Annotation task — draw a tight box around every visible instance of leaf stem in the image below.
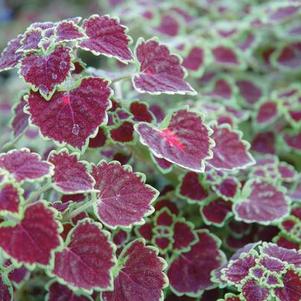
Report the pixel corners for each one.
[1,134,24,152]
[63,191,97,221]
[27,182,52,203]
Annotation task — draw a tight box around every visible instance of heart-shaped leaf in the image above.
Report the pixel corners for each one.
[27,77,111,149]
[20,46,72,99]
[48,149,95,193]
[0,202,61,266]
[133,39,196,95]
[0,148,53,182]
[234,180,289,224]
[52,219,115,292]
[102,239,168,301]
[91,161,158,228]
[79,14,133,63]
[207,125,254,171]
[135,109,213,172]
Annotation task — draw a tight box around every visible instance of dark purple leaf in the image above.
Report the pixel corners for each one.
[27,77,111,149]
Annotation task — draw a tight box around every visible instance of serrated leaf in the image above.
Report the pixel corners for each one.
[130,101,154,122]
[0,202,61,266]
[133,39,196,95]
[102,239,167,301]
[135,109,213,172]
[201,198,232,226]
[110,121,134,143]
[48,149,95,193]
[234,180,289,224]
[91,161,158,228]
[173,220,197,251]
[20,46,72,98]
[79,14,133,63]
[274,270,301,301]
[11,96,29,137]
[207,125,254,171]
[0,35,23,72]
[52,219,115,292]
[241,279,269,301]
[20,28,43,52]
[55,20,85,42]
[168,230,225,296]
[0,149,53,182]
[178,172,208,202]
[0,183,22,215]
[27,77,111,149]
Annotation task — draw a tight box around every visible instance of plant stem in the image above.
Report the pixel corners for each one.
[27,182,52,203]
[1,134,24,152]
[63,191,97,221]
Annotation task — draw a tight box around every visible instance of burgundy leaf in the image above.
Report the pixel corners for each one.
[11,96,29,137]
[201,198,232,226]
[0,183,22,215]
[275,42,301,70]
[27,77,111,149]
[55,20,85,42]
[135,109,213,172]
[256,101,278,125]
[173,220,197,251]
[178,172,208,202]
[0,35,23,72]
[48,149,95,193]
[0,202,61,266]
[236,79,262,105]
[234,180,289,224]
[251,131,276,154]
[213,177,240,200]
[0,274,12,301]
[20,46,72,98]
[208,125,254,171]
[212,45,240,67]
[53,219,115,291]
[47,282,92,301]
[222,255,256,284]
[168,230,225,295]
[110,121,134,143]
[133,39,196,95]
[154,14,180,37]
[261,243,301,268]
[274,270,301,301]
[182,46,205,74]
[242,279,269,301]
[152,154,173,173]
[102,240,167,301]
[91,161,158,228]
[130,101,154,122]
[79,14,133,63]
[88,128,107,148]
[284,132,301,151]
[0,149,53,182]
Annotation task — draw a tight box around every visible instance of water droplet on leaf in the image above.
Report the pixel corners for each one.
[72,124,80,135]
[60,61,67,70]
[52,73,58,80]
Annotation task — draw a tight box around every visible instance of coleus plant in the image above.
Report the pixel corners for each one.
[0,0,301,300]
